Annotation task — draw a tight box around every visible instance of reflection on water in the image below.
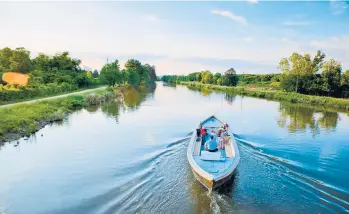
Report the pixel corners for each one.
[224,93,236,105]
[101,101,122,122]
[102,85,156,122]
[277,102,339,136]
[0,83,348,214]
[123,84,156,111]
[186,84,213,97]
[85,104,99,113]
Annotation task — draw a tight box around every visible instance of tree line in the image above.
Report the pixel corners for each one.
[278,51,349,98]
[161,69,282,87]
[161,50,349,98]
[161,68,239,86]
[0,47,157,102]
[0,47,98,88]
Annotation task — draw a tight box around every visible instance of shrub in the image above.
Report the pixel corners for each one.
[103,91,115,101]
[269,82,281,89]
[86,93,104,105]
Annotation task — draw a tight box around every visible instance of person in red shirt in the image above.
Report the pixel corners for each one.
[200,126,206,136]
[200,126,207,144]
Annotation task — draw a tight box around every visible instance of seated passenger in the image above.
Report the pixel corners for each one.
[205,136,218,152]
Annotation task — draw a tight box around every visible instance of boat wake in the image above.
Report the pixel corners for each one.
[233,134,349,213]
[53,136,190,214]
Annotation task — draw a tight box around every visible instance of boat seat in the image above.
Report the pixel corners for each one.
[206,168,219,173]
[201,151,224,161]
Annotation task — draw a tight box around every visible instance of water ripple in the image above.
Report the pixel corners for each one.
[235,136,349,213]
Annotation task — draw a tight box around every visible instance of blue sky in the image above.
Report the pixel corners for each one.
[0,1,348,75]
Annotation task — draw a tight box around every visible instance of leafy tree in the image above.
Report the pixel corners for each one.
[50,52,81,72]
[87,71,92,78]
[187,72,197,81]
[125,59,152,85]
[195,73,202,82]
[92,69,99,78]
[201,70,213,84]
[0,47,14,72]
[279,51,325,94]
[217,77,222,85]
[222,68,238,86]
[342,70,349,86]
[33,53,51,72]
[213,73,222,84]
[321,59,342,96]
[341,70,349,98]
[76,72,89,87]
[125,59,142,72]
[100,60,122,86]
[127,69,141,87]
[7,48,32,73]
[141,65,151,85]
[144,64,157,82]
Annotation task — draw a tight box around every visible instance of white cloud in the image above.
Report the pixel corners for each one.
[310,36,349,50]
[246,0,259,3]
[309,36,349,69]
[144,14,161,22]
[330,0,348,15]
[243,37,253,42]
[281,37,293,43]
[211,10,248,25]
[283,21,314,26]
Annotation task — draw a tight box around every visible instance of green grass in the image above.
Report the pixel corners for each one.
[0,86,124,142]
[181,82,349,112]
[0,95,87,141]
[0,85,105,106]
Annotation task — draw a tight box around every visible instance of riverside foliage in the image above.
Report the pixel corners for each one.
[0,85,155,142]
[0,47,157,103]
[161,51,349,99]
[0,47,100,102]
[182,82,349,111]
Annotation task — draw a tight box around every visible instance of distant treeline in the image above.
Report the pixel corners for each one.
[161,72,280,86]
[161,50,349,98]
[0,47,157,102]
[161,68,240,86]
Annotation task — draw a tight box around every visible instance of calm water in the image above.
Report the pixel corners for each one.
[1,83,349,214]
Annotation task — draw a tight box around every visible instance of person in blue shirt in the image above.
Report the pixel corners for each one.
[205,136,218,152]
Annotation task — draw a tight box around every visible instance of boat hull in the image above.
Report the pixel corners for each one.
[191,166,236,190]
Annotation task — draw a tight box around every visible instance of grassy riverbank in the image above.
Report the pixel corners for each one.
[0,88,118,143]
[181,82,349,112]
[0,84,105,106]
